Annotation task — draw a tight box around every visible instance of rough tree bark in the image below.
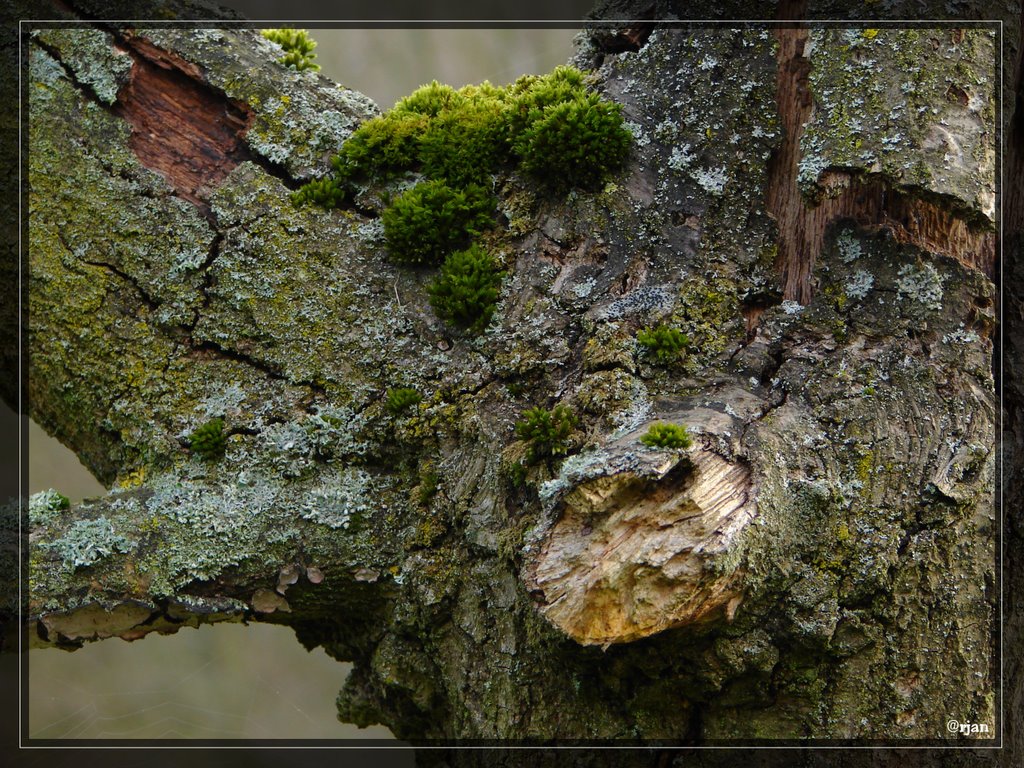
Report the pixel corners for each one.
[18,0,1022,762]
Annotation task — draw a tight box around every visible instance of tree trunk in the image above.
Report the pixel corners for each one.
[19,0,1020,761]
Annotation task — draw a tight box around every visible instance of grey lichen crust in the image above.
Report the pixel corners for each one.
[28,24,996,742]
[33,27,133,104]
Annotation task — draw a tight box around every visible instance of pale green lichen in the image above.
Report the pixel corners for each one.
[836,229,863,263]
[299,469,377,529]
[844,270,874,300]
[896,263,944,311]
[29,489,70,527]
[47,516,135,569]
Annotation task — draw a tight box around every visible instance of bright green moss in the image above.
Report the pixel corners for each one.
[332,112,428,181]
[290,176,346,208]
[382,180,494,266]
[427,245,505,333]
[636,324,690,364]
[386,387,422,415]
[393,80,465,117]
[512,92,631,191]
[189,418,226,461]
[515,405,577,463]
[418,96,509,186]
[503,65,587,138]
[640,422,692,450]
[260,28,320,72]
[291,64,631,205]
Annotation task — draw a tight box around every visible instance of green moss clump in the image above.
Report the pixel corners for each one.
[393,80,466,117]
[260,28,320,72]
[418,96,510,186]
[292,64,631,204]
[428,245,505,333]
[515,405,577,463]
[386,387,422,415]
[636,324,690,364]
[504,66,587,133]
[506,461,529,488]
[189,418,226,461]
[290,176,346,209]
[382,180,494,265]
[505,66,630,190]
[512,92,631,191]
[332,112,429,181]
[415,463,440,506]
[640,422,692,450]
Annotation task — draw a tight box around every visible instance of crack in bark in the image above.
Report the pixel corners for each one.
[54,228,161,313]
[187,339,328,400]
[186,230,223,335]
[32,36,111,108]
[188,338,289,381]
[79,257,161,311]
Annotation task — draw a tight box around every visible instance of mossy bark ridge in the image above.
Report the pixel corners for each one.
[24,8,1018,756]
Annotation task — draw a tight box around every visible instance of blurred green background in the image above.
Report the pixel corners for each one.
[314,28,580,110]
[25,26,576,742]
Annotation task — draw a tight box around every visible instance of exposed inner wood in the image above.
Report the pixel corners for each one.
[527,449,754,646]
[765,6,996,305]
[113,33,253,212]
[810,173,995,279]
[765,4,814,304]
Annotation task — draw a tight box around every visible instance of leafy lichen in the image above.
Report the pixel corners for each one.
[28,489,71,527]
[896,262,944,311]
[46,516,135,569]
[32,28,132,105]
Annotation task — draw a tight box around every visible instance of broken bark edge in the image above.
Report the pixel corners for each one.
[30,595,248,649]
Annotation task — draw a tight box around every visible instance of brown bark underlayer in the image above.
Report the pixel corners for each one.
[114,32,254,211]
